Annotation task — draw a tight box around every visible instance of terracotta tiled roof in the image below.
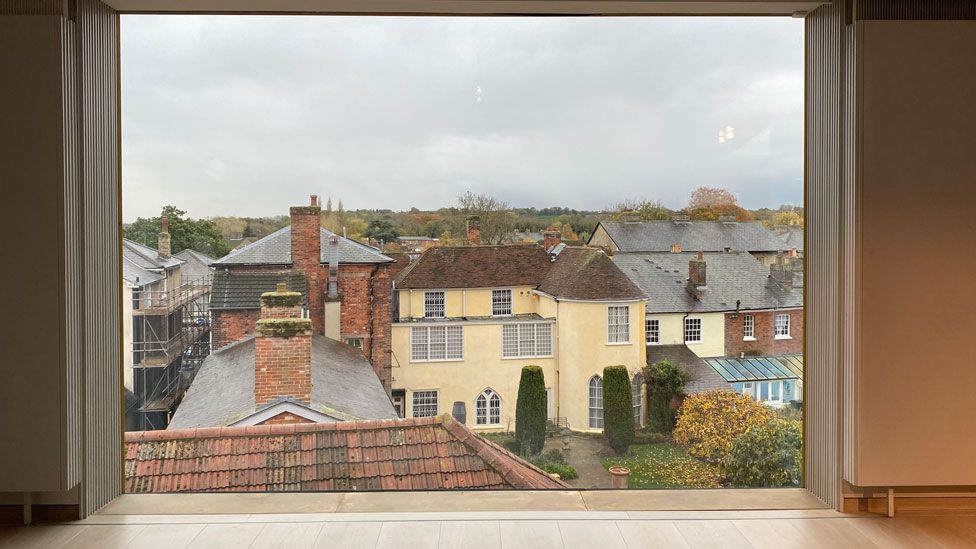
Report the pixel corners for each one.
[395,245,552,290]
[537,247,646,301]
[124,416,568,493]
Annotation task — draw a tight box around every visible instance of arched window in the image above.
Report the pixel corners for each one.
[475,388,502,425]
[631,374,644,427]
[588,375,604,429]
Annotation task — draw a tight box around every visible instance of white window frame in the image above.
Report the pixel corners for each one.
[410,325,463,362]
[631,375,643,426]
[757,380,785,407]
[423,290,445,318]
[491,289,513,316]
[645,318,660,345]
[684,317,702,344]
[475,388,502,426]
[411,390,439,417]
[545,387,553,421]
[501,322,553,359]
[743,314,755,340]
[588,375,604,429]
[774,313,792,339]
[607,305,631,344]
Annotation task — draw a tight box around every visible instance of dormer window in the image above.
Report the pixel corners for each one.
[424,291,445,318]
[491,289,512,316]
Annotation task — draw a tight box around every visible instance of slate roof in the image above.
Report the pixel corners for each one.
[773,227,804,253]
[122,257,164,287]
[124,416,568,492]
[704,354,804,383]
[122,238,183,270]
[174,249,215,281]
[647,345,729,394]
[537,247,646,301]
[394,245,553,290]
[210,271,308,310]
[614,251,803,314]
[168,336,398,429]
[592,220,787,253]
[213,226,393,266]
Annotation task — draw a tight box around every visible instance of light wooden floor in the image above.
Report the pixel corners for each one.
[3,510,976,548]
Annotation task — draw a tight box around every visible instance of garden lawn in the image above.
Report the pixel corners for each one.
[601,443,722,489]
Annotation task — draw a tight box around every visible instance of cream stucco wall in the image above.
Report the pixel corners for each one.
[398,286,539,320]
[646,312,725,358]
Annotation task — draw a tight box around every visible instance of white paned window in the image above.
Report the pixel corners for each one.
[412,390,438,417]
[491,289,512,316]
[588,375,604,429]
[632,375,643,426]
[424,291,445,318]
[475,388,502,425]
[411,325,463,361]
[743,315,755,339]
[607,305,631,344]
[757,380,784,407]
[501,323,553,358]
[775,314,791,338]
[645,318,659,345]
[684,318,702,343]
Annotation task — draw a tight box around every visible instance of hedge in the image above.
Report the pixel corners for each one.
[515,365,547,455]
[644,359,687,434]
[603,365,636,454]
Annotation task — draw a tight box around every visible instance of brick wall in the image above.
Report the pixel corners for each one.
[254,330,312,406]
[290,203,324,336]
[724,309,804,356]
[258,411,316,425]
[212,309,260,350]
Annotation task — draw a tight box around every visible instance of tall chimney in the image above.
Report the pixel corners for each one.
[254,283,313,407]
[770,252,795,289]
[466,215,481,246]
[689,252,707,289]
[290,195,323,334]
[543,225,561,251]
[157,215,171,259]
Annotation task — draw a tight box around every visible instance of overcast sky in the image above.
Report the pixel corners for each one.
[121,16,803,222]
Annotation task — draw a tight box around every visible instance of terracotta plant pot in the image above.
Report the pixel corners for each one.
[608,466,631,489]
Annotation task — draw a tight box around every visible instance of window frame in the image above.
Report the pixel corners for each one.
[684,317,703,344]
[410,324,464,362]
[631,374,643,426]
[501,322,553,359]
[411,389,439,417]
[588,375,604,429]
[474,388,502,426]
[743,314,755,340]
[423,290,445,319]
[491,288,513,316]
[606,305,631,345]
[645,317,660,345]
[774,313,792,339]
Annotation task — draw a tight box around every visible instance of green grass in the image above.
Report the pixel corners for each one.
[601,443,722,489]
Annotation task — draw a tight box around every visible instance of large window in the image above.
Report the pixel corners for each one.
[491,289,512,316]
[412,390,439,417]
[424,291,445,318]
[607,305,630,344]
[645,318,660,345]
[684,317,702,343]
[502,323,552,358]
[475,388,502,425]
[411,325,463,361]
[743,314,755,340]
[775,313,791,338]
[588,375,604,429]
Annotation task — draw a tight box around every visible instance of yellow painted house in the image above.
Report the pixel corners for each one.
[390,244,647,433]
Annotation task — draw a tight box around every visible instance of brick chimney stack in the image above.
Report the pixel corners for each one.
[770,252,796,289]
[543,225,561,251]
[466,216,481,246]
[254,282,313,407]
[157,215,171,259]
[689,252,707,289]
[290,195,323,334]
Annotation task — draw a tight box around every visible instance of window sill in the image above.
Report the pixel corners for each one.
[685,340,702,345]
[409,359,465,364]
[774,335,793,340]
[606,341,632,346]
[501,355,554,360]
[743,337,757,341]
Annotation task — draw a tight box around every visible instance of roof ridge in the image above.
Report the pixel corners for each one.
[127,416,440,443]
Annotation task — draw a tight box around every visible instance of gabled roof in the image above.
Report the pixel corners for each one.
[647,345,728,394]
[592,220,786,253]
[122,238,183,270]
[614,251,803,314]
[210,271,308,310]
[174,249,215,281]
[704,354,803,383]
[168,335,397,429]
[124,415,568,493]
[537,247,645,301]
[122,257,164,287]
[394,245,553,290]
[212,226,393,266]
[773,227,804,253]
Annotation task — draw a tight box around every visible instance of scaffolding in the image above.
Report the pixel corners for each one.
[129,275,212,431]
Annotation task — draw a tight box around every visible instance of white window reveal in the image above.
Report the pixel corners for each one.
[607,305,631,344]
[491,289,512,316]
[743,314,755,340]
[412,390,439,417]
[775,314,791,339]
[645,318,660,345]
[684,317,702,343]
[424,291,445,318]
[475,388,502,425]
[631,374,643,426]
[588,375,604,429]
[501,323,552,358]
[411,325,463,361]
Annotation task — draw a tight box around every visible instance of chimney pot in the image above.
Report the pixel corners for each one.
[310,195,319,207]
[670,243,682,254]
[276,282,287,293]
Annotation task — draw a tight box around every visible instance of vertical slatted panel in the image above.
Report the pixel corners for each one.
[840,18,857,487]
[804,0,845,510]
[60,15,83,490]
[76,0,121,517]
[0,0,65,15]
[855,1,976,20]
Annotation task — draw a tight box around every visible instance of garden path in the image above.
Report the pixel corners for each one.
[544,434,612,489]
